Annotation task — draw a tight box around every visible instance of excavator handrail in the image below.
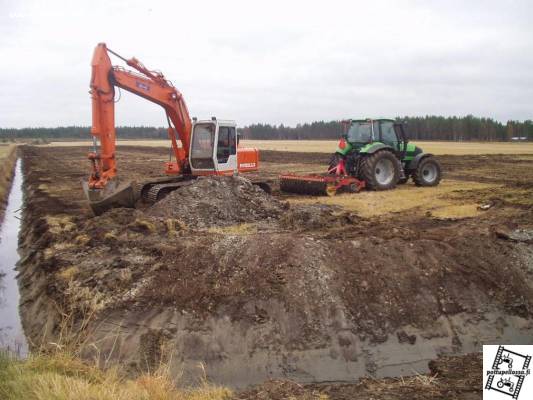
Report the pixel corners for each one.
[111,66,155,82]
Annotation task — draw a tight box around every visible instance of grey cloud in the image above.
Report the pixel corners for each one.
[0,0,531,128]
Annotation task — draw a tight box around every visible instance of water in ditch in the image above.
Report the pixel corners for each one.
[0,158,28,356]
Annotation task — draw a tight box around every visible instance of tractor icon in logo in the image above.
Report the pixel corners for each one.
[497,353,514,370]
[497,377,515,393]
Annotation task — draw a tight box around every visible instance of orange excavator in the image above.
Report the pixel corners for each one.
[84,43,261,215]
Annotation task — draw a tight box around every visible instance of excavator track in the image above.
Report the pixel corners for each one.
[141,179,196,204]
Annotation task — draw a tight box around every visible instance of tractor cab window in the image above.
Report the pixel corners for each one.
[217,126,236,163]
[191,123,215,169]
[373,121,380,142]
[347,122,372,143]
[380,121,398,147]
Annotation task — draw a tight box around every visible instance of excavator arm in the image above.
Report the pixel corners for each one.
[85,43,261,215]
[89,43,192,190]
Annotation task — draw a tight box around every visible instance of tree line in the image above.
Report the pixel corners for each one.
[1,116,532,141]
[0,126,168,140]
[240,116,533,141]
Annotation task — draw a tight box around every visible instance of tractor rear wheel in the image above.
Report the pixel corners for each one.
[360,150,401,190]
[413,156,442,187]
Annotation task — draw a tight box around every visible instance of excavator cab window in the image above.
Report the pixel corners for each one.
[191,123,215,169]
[216,126,237,163]
[217,127,231,163]
[229,127,237,155]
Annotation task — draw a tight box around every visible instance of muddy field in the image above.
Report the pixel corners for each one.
[41,139,533,155]
[15,145,533,398]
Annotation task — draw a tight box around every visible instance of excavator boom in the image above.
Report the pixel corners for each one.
[85,43,193,214]
[89,43,191,188]
[84,43,260,215]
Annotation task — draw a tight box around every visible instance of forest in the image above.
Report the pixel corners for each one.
[1,115,532,141]
[240,116,533,141]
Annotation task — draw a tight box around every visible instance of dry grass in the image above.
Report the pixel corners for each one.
[0,352,232,400]
[429,204,482,219]
[0,307,232,400]
[287,179,499,218]
[0,145,17,218]
[57,266,80,283]
[208,223,257,235]
[45,215,77,235]
[0,144,15,159]
[41,140,533,155]
[242,140,533,155]
[133,218,157,233]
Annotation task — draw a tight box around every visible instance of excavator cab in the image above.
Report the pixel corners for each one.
[190,119,238,175]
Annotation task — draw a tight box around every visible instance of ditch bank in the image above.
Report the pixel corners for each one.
[0,145,18,221]
[16,146,533,388]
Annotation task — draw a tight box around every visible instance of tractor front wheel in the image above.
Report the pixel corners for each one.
[360,150,401,190]
[413,156,442,187]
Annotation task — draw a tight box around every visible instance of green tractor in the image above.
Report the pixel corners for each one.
[280,118,442,195]
[331,118,442,190]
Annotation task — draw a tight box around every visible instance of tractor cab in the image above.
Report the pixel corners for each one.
[341,119,407,154]
[338,118,424,164]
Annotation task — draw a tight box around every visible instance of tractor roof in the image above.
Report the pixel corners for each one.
[350,118,395,123]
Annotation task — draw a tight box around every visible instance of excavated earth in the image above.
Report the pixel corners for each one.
[16,145,533,398]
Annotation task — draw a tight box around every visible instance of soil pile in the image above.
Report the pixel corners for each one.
[146,175,357,231]
[148,176,285,228]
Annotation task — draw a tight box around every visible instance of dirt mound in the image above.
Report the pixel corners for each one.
[148,176,285,228]
[279,205,359,230]
[146,176,356,231]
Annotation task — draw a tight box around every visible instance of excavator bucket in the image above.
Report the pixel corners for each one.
[82,180,138,215]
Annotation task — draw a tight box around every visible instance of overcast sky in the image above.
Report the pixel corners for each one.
[1,0,531,128]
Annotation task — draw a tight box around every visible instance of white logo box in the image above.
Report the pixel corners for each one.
[483,345,532,399]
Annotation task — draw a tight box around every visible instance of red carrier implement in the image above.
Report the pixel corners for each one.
[279,157,365,196]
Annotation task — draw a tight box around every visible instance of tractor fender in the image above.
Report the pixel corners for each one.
[360,143,394,154]
[409,153,434,170]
